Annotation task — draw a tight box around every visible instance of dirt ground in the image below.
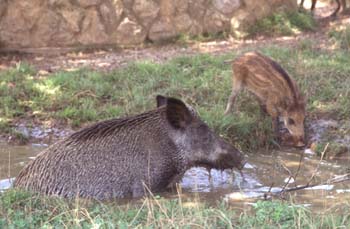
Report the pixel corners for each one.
[0,2,349,74]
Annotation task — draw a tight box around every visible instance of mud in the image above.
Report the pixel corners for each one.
[1,141,349,212]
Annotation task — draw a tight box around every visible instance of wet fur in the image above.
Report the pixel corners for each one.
[15,96,245,199]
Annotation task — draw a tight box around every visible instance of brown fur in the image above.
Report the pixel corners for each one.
[14,96,245,199]
[225,52,306,147]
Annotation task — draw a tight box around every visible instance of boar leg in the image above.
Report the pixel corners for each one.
[257,99,268,115]
[225,79,243,115]
[132,181,146,198]
[271,117,280,137]
[342,0,347,12]
[331,0,341,17]
[310,0,317,11]
[266,100,281,143]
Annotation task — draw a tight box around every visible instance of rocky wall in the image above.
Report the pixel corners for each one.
[0,0,297,50]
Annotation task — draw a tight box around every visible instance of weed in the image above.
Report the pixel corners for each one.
[329,25,350,50]
[176,31,229,45]
[1,190,349,228]
[1,47,350,151]
[247,10,316,37]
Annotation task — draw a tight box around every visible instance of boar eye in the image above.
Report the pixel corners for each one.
[288,118,295,125]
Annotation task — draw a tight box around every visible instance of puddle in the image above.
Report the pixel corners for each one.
[0,141,349,211]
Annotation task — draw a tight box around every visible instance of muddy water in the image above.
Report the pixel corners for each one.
[1,141,349,211]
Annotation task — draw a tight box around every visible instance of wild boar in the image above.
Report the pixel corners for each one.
[299,0,317,12]
[224,52,306,147]
[299,0,347,17]
[14,95,245,199]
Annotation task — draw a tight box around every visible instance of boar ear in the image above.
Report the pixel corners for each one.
[156,95,167,107]
[165,97,192,129]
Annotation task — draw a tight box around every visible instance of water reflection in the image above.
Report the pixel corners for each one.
[0,141,349,211]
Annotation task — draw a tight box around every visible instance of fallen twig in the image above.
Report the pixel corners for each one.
[279,149,305,193]
[306,143,329,186]
[264,143,347,198]
[281,172,350,193]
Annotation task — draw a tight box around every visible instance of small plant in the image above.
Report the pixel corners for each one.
[176,31,228,45]
[329,25,350,50]
[247,10,316,37]
[1,190,350,228]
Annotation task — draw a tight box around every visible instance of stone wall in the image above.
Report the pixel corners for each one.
[0,0,297,50]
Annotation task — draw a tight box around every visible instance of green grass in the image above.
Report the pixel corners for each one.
[1,46,350,150]
[176,31,229,45]
[247,10,316,37]
[0,189,349,228]
[329,25,350,50]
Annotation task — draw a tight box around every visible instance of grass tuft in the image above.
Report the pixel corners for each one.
[1,47,350,150]
[329,25,350,50]
[1,190,349,228]
[247,10,316,37]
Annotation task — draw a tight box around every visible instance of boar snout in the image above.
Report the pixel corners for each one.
[294,136,306,148]
[283,113,305,148]
[216,139,246,170]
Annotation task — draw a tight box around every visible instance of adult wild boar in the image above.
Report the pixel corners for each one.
[15,95,245,199]
[224,52,306,147]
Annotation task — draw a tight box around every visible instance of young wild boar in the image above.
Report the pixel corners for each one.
[224,52,306,147]
[14,95,245,199]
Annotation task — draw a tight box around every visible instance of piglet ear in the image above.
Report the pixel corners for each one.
[156,95,167,107]
[165,97,192,129]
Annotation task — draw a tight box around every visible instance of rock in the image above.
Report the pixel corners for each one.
[203,8,231,34]
[0,0,7,19]
[271,0,297,10]
[122,0,134,8]
[188,0,207,21]
[2,0,43,30]
[114,0,124,23]
[99,1,118,33]
[48,0,73,7]
[114,17,146,45]
[53,21,77,46]
[0,0,297,49]
[160,0,175,20]
[0,0,44,48]
[188,21,203,35]
[78,8,110,45]
[133,0,159,27]
[174,0,189,13]
[32,10,61,47]
[230,9,252,37]
[212,0,241,15]
[60,9,84,33]
[76,0,102,8]
[148,20,177,42]
[174,13,193,33]
[15,125,30,139]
